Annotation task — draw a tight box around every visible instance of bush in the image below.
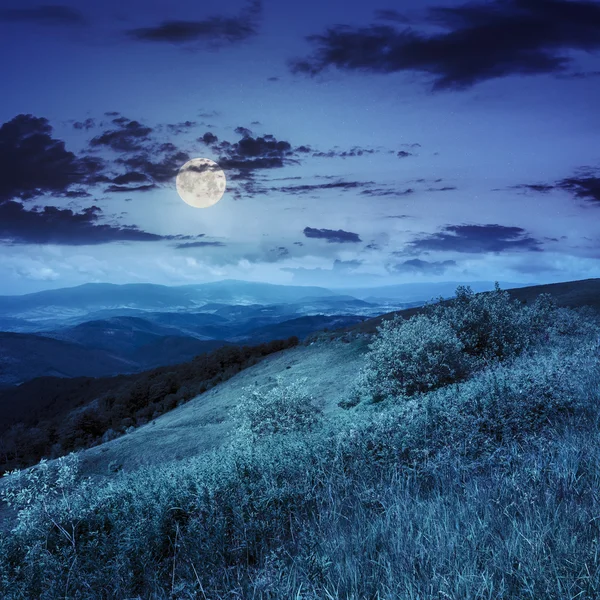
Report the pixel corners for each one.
[230,376,324,441]
[424,283,541,364]
[352,312,472,404]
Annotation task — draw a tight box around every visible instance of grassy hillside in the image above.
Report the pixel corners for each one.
[1,279,600,598]
[0,336,300,475]
[324,277,600,340]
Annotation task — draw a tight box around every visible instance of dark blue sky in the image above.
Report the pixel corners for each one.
[1,0,599,293]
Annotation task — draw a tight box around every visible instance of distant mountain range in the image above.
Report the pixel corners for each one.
[0,278,537,387]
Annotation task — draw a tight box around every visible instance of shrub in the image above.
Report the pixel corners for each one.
[230,376,324,441]
[352,312,472,404]
[424,283,538,364]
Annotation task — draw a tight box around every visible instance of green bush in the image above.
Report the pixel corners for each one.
[230,376,324,441]
[352,312,472,404]
[424,283,543,364]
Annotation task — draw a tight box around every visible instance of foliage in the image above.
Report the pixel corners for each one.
[351,312,472,403]
[0,335,300,475]
[1,292,600,598]
[230,376,324,442]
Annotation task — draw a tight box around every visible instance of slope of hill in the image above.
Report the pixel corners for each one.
[329,278,600,339]
[23,276,600,481]
[0,332,137,387]
[76,337,372,478]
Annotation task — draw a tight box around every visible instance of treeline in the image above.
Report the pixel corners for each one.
[0,336,299,474]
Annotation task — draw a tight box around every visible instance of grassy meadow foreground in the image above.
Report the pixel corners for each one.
[1,283,600,599]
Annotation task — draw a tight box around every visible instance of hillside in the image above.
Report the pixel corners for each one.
[1,278,600,597]
[0,332,137,387]
[329,277,600,339]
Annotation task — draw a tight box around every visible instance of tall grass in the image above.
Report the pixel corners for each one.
[1,286,599,599]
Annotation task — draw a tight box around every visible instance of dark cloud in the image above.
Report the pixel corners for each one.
[391,258,457,275]
[127,0,261,45]
[361,187,414,197]
[511,166,600,204]
[510,183,556,193]
[199,132,218,145]
[311,146,380,159]
[397,150,412,158]
[72,118,96,130]
[0,5,86,26]
[0,201,187,245]
[89,118,153,152]
[208,131,300,198]
[174,241,226,249]
[405,224,543,253]
[235,126,253,137]
[384,214,412,219]
[426,185,457,192]
[0,114,106,204]
[165,121,197,135]
[104,184,157,193]
[110,172,150,186]
[303,227,362,243]
[277,180,373,195]
[556,170,600,205]
[114,150,189,184]
[270,246,290,258]
[289,0,600,91]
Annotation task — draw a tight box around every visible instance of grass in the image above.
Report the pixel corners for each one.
[1,290,599,599]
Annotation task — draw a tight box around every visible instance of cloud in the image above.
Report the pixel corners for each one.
[426,185,457,192]
[404,224,543,253]
[127,0,261,45]
[303,227,362,243]
[0,5,86,26]
[556,170,600,205]
[361,187,414,197]
[289,0,600,91]
[114,150,189,184]
[104,184,157,193]
[277,179,374,195]
[165,121,197,135]
[0,201,192,245]
[89,118,153,152]
[309,145,382,159]
[72,118,96,130]
[512,166,600,205]
[199,132,218,145]
[391,258,457,275]
[174,241,226,249]
[0,114,106,203]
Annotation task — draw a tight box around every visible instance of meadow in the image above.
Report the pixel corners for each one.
[1,284,599,599]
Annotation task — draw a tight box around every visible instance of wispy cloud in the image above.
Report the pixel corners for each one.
[303,226,362,243]
[289,0,600,91]
[127,0,262,46]
[404,224,544,253]
[0,4,87,26]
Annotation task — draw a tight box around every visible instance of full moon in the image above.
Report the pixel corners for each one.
[176,157,226,208]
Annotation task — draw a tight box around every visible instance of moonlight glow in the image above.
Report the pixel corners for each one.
[176,157,226,208]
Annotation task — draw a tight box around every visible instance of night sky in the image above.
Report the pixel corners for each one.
[1,0,599,294]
